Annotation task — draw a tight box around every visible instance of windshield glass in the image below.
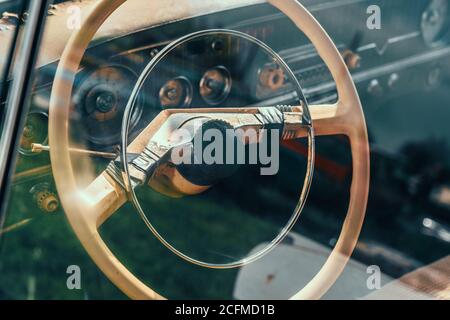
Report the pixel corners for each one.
[0,0,449,301]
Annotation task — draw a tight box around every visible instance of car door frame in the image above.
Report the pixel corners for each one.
[0,0,53,236]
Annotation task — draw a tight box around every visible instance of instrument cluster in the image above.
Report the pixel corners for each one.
[56,32,288,152]
[133,31,290,120]
[18,0,450,155]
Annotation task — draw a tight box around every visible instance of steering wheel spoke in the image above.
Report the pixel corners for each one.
[308,100,359,137]
[84,172,128,228]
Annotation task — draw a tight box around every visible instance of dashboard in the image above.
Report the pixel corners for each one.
[12,0,449,156]
[4,0,450,285]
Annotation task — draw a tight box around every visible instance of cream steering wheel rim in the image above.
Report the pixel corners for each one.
[48,0,370,300]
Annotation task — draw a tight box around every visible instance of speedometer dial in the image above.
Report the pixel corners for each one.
[72,65,143,146]
[199,66,232,105]
[159,77,193,108]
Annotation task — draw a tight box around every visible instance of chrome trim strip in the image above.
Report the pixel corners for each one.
[0,0,51,221]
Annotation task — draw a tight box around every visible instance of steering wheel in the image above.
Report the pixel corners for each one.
[48,0,370,300]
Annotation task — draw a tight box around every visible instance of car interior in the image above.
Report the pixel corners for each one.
[0,0,449,300]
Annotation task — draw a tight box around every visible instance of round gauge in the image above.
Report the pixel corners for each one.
[19,112,48,156]
[259,65,285,91]
[199,66,232,105]
[72,65,143,146]
[421,0,450,46]
[159,77,193,108]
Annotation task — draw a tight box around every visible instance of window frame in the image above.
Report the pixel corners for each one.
[0,0,53,237]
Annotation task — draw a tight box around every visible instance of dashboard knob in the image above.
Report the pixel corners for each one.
[427,67,442,88]
[367,79,383,96]
[30,183,59,213]
[388,73,400,89]
[342,50,361,70]
[211,39,225,52]
[37,192,59,213]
